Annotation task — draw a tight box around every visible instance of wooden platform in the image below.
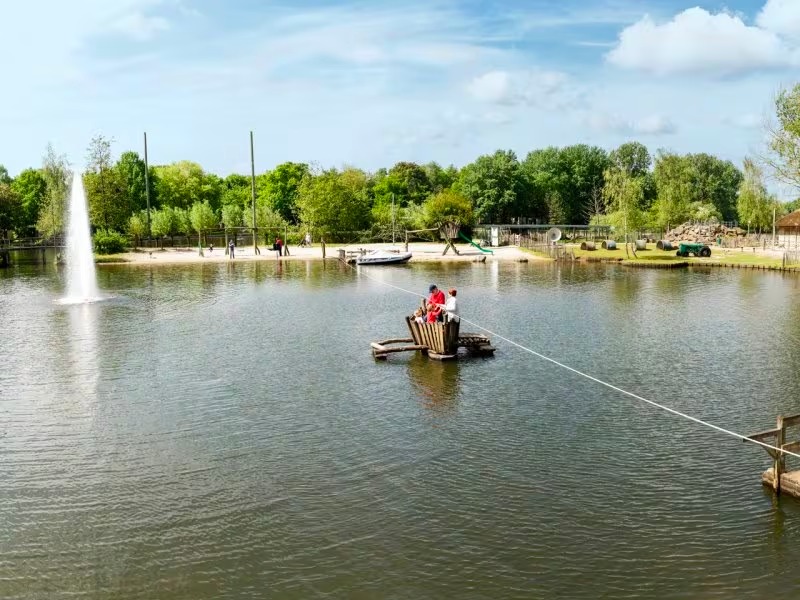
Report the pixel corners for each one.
[371,329,495,361]
[762,468,800,498]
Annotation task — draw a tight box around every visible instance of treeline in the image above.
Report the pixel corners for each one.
[0,137,791,246]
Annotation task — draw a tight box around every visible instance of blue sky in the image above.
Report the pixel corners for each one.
[1,0,798,197]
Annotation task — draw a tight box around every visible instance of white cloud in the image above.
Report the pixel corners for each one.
[606,7,798,76]
[722,113,763,129]
[586,112,677,135]
[757,0,800,39]
[467,69,583,109]
[110,12,170,41]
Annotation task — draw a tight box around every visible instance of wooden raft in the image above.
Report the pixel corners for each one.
[371,317,495,361]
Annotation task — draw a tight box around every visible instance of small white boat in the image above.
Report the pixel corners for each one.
[356,249,412,265]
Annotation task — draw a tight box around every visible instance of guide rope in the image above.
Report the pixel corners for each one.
[341,258,800,460]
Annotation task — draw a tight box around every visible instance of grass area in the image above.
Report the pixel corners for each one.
[519,248,554,260]
[710,250,784,268]
[95,255,130,264]
[527,242,794,270]
[573,245,681,261]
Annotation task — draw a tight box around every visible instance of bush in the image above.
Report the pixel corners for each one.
[93,229,128,254]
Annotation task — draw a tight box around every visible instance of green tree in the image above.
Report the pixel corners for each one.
[189,201,218,247]
[173,207,191,236]
[0,182,21,238]
[84,135,127,231]
[609,142,651,177]
[603,167,647,235]
[737,158,774,232]
[221,203,243,228]
[421,189,474,228]
[153,161,209,209]
[388,162,431,205]
[243,202,286,231]
[688,201,722,223]
[10,168,47,237]
[222,174,251,210]
[256,162,309,223]
[150,207,176,247]
[423,162,458,194]
[520,147,563,222]
[0,165,11,184]
[652,152,693,229]
[37,144,70,239]
[521,145,608,224]
[127,212,148,248]
[201,173,223,212]
[456,150,527,223]
[685,153,742,221]
[765,83,800,190]
[116,151,149,215]
[296,168,371,238]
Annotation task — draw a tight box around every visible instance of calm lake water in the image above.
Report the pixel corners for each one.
[3,258,800,599]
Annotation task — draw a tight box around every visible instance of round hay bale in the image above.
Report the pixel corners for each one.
[656,240,673,251]
[635,239,647,250]
[601,240,617,250]
[580,241,596,250]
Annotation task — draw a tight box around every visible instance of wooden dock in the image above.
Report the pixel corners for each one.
[746,413,800,497]
[371,317,495,361]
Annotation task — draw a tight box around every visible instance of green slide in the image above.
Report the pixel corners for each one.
[458,231,494,254]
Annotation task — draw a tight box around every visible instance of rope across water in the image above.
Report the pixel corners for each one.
[342,257,800,460]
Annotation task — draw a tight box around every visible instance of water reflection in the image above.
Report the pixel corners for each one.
[407,353,462,417]
[488,259,499,291]
[65,302,99,418]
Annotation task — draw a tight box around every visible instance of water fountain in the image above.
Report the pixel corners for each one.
[62,171,101,303]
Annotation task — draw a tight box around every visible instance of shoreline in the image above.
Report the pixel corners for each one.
[98,242,540,266]
[91,242,800,274]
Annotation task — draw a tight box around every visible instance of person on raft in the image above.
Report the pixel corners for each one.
[425,302,441,323]
[427,284,445,322]
[444,288,459,323]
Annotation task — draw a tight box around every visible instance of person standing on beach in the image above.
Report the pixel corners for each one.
[228,240,235,259]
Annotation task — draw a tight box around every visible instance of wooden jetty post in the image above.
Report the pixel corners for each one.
[746,413,800,496]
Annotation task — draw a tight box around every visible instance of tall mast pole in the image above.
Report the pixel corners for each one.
[143,132,151,238]
[250,131,258,255]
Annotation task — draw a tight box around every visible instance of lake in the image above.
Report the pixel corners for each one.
[3,259,800,599]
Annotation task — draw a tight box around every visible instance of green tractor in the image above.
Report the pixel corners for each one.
[676,242,711,258]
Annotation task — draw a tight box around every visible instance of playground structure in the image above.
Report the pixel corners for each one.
[404,221,494,256]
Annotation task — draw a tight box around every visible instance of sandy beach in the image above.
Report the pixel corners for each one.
[107,242,539,265]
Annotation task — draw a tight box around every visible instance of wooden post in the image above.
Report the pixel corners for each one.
[143,132,151,238]
[250,131,260,256]
[321,239,326,259]
[775,415,785,493]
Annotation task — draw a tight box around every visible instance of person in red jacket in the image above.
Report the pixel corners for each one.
[425,302,441,323]
[427,284,445,317]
